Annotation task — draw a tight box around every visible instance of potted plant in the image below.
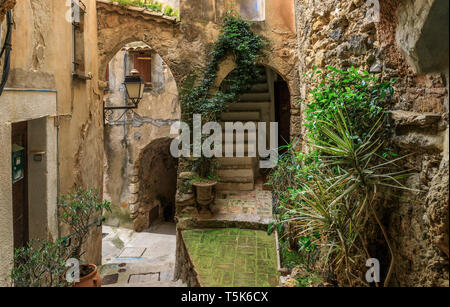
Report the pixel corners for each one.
[10,238,70,287]
[190,156,218,212]
[59,188,111,287]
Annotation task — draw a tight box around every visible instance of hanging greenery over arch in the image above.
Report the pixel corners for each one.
[181,13,267,125]
[179,12,267,178]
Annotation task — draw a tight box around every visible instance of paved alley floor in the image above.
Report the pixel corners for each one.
[178,180,274,230]
[100,222,186,287]
[182,228,279,287]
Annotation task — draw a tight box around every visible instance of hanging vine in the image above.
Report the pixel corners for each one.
[180,12,266,178]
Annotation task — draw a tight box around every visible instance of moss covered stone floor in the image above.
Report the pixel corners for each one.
[182,228,279,287]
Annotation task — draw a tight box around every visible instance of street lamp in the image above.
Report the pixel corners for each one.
[124,69,145,108]
[104,69,145,113]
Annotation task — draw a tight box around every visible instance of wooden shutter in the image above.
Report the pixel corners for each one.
[133,52,152,87]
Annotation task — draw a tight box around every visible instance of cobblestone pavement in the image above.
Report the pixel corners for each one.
[100,223,186,287]
[182,228,279,287]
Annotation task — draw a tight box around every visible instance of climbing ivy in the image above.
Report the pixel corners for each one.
[182,13,266,124]
[180,13,266,178]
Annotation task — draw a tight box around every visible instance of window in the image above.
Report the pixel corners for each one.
[72,0,87,79]
[133,52,152,89]
[239,0,265,21]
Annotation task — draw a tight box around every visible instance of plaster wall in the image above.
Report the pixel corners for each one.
[0,0,104,284]
[103,48,180,229]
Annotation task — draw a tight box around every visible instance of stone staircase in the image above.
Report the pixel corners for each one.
[216,67,272,192]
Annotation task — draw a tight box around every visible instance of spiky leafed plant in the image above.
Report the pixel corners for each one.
[282,109,414,286]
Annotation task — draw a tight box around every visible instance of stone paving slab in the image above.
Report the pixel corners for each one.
[182,228,279,287]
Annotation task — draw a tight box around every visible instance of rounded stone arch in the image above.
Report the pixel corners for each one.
[129,137,179,232]
[214,57,299,103]
[96,1,204,90]
[213,57,301,143]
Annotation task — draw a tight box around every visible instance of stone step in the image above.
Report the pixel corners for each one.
[221,111,261,122]
[217,157,257,169]
[248,83,269,93]
[227,102,270,112]
[239,92,271,102]
[221,143,258,156]
[222,131,257,144]
[217,169,254,183]
[216,182,255,191]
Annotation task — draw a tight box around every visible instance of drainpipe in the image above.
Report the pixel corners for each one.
[123,51,128,148]
[0,10,14,97]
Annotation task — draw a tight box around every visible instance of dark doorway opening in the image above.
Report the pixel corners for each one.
[275,79,291,154]
[12,121,29,250]
[138,138,178,227]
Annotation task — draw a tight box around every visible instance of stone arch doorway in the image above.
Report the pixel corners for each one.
[102,40,181,230]
[131,137,178,232]
[219,64,292,151]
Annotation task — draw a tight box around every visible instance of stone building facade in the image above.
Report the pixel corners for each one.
[0,0,104,285]
[103,42,180,230]
[97,0,300,232]
[294,0,448,286]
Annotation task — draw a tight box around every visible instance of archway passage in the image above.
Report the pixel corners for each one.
[135,137,178,232]
[216,65,292,191]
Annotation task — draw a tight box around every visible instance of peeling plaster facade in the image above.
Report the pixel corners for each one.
[103,44,180,230]
[0,0,103,284]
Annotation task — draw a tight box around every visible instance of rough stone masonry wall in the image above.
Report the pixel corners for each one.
[0,0,15,22]
[294,0,448,286]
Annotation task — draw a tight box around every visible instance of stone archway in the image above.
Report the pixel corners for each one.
[130,137,178,232]
[96,0,207,90]
[214,59,300,143]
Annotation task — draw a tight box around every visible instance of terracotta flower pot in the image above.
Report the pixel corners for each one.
[193,181,217,206]
[73,264,102,287]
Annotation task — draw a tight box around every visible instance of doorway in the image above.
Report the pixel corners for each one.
[275,79,291,154]
[12,121,28,249]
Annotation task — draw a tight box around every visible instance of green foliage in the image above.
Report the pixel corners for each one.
[113,0,179,18]
[10,239,70,287]
[180,13,266,178]
[303,66,395,142]
[269,66,410,286]
[59,188,111,260]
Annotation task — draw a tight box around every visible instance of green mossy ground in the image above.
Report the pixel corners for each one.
[182,228,279,287]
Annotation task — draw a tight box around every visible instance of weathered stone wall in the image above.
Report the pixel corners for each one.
[97,0,300,229]
[103,46,180,230]
[294,0,448,286]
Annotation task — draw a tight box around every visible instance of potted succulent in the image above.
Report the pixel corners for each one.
[59,188,111,287]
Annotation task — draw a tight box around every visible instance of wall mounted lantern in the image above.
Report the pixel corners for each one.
[104,69,145,112]
[104,69,145,123]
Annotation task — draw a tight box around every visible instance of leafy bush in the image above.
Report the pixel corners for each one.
[59,188,111,260]
[269,66,410,287]
[10,239,70,287]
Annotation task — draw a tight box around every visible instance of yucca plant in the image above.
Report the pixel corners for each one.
[280,109,414,286]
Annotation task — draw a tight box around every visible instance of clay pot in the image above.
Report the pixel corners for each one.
[193,181,217,206]
[73,264,102,288]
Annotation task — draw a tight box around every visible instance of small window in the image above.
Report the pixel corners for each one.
[133,52,152,89]
[240,0,265,21]
[72,0,87,78]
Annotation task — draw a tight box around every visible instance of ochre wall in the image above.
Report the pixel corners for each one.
[0,0,104,284]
